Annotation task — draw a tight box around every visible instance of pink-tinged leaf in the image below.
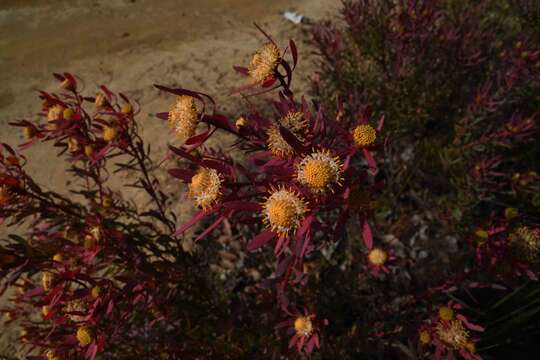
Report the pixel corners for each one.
[100,85,114,99]
[314,333,320,348]
[362,218,373,249]
[288,334,299,349]
[202,114,234,132]
[86,342,98,360]
[362,148,377,170]
[156,112,169,121]
[233,66,249,75]
[195,216,225,242]
[279,125,305,153]
[300,232,311,258]
[185,131,210,146]
[106,300,114,316]
[290,40,298,69]
[248,230,275,252]
[173,209,206,237]
[222,201,261,211]
[168,168,194,182]
[276,256,293,277]
[296,215,314,239]
[377,115,385,132]
[306,337,316,353]
[333,210,349,242]
[168,144,199,163]
[456,314,484,332]
[200,159,228,173]
[274,234,288,255]
[154,85,204,102]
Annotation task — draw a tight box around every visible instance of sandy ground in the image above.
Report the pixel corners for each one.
[0,0,340,357]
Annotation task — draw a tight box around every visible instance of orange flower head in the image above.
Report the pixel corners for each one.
[352,124,377,147]
[249,43,281,83]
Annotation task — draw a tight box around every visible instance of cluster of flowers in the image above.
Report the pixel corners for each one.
[157,28,387,353]
[418,301,483,360]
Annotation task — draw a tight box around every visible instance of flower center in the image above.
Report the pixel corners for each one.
[76,326,93,347]
[189,167,222,208]
[438,306,454,321]
[294,316,313,337]
[368,248,388,266]
[352,124,377,147]
[436,320,469,350]
[168,95,199,140]
[268,199,297,229]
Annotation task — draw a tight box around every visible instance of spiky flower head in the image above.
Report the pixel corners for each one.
[236,116,248,129]
[46,350,60,360]
[76,326,92,346]
[22,126,36,140]
[47,105,64,122]
[419,330,431,344]
[249,43,281,83]
[189,167,222,209]
[262,187,307,235]
[84,144,94,157]
[95,93,107,108]
[63,108,74,121]
[352,124,377,147]
[53,253,63,262]
[42,272,53,291]
[509,226,540,262]
[436,320,470,350]
[438,306,454,321]
[294,316,313,337]
[42,305,50,317]
[504,207,519,219]
[267,111,307,158]
[103,126,118,142]
[121,103,133,114]
[168,95,199,140]
[91,286,101,299]
[297,150,342,192]
[368,248,388,266]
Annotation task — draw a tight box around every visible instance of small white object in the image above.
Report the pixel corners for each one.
[284,11,304,24]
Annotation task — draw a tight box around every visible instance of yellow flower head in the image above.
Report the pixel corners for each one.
[67,138,79,153]
[504,207,519,219]
[236,116,248,129]
[419,330,431,344]
[46,350,60,360]
[121,103,133,114]
[76,326,92,346]
[262,187,307,235]
[297,150,342,192]
[267,111,307,158]
[42,272,54,291]
[103,126,118,142]
[42,305,50,317]
[168,95,199,140]
[91,286,101,299]
[509,226,540,262]
[368,248,388,266]
[22,126,36,140]
[47,105,64,122]
[63,108,74,121]
[294,316,313,337]
[84,144,94,157]
[352,124,377,147]
[438,306,454,321]
[436,320,470,350]
[53,253,63,262]
[189,167,222,209]
[249,43,281,83]
[474,229,489,245]
[95,93,107,108]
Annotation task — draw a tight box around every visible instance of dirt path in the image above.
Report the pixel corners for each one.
[0,0,339,356]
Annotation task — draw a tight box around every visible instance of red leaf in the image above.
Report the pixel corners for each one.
[185,131,210,146]
[168,168,194,182]
[202,114,234,132]
[290,40,298,69]
[156,112,169,121]
[173,209,206,237]
[279,125,305,153]
[195,216,225,242]
[362,218,373,249]
[247,230,275,252]
[222,201,261,211]
[362,147,377,170]
[233,66,249,75]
